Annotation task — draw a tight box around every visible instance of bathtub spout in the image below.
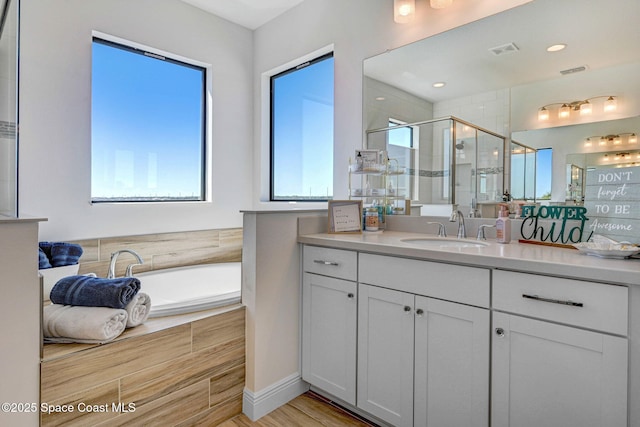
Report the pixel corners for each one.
[107,249,144,279]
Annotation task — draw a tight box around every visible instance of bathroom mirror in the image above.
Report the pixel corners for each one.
[0,0,19,218]
[363,0,640,217]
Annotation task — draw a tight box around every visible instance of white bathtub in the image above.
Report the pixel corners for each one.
[137,262,241,317]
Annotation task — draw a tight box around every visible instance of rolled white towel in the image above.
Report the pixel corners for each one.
[125,292,151,328]
[43,304,128,344]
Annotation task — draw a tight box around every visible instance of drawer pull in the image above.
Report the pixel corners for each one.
[313,260,339,266]
[522,294,584,307]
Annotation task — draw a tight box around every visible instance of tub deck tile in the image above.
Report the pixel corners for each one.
[192,306,245,352]
[41,381,120,427]
[41,324,192,402]
[209,363,245,407]
[95,380,210,427]
[120,336,244,406]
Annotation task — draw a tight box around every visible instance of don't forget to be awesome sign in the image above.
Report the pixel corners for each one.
[583,165,640,243]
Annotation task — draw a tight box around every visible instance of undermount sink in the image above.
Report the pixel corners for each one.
[401,237,489,248]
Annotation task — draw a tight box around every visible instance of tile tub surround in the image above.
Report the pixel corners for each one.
[67,228,242,278]
[41,304,245,427]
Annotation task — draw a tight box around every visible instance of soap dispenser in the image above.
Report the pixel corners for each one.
[496,205,511,244]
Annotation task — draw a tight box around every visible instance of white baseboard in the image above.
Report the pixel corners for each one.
[242,373,309,421]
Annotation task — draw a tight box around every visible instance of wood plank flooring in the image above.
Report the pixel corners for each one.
[219,392,378,426]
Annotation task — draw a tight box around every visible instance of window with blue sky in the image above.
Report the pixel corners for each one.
[91,37,206,202]
[270,53,334,201]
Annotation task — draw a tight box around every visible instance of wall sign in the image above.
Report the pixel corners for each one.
[328,200,363,234]
[520,205,591,245]
[584,165,640,244]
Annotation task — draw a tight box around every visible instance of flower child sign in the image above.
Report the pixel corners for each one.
[520,205,592,245]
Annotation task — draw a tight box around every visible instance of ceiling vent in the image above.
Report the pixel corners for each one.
[488,42,519,56]
[560,65,588,75]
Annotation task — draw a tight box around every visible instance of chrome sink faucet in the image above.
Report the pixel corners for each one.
[107,249,144,279]
[426,222,447,237]
[477,224,496,240]
[449,204,466,238]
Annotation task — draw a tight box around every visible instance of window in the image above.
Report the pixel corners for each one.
[270,53,334,201]
[536,148,553,200]
[388,119,418,200]
[91,37,206,202]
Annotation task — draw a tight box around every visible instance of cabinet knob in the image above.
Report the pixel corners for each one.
[404,305,411,313]
[347,293,354,299]
[495,327,505,337]
[415,308,424,316]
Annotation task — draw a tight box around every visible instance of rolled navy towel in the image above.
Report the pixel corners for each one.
[39,248,52,269]
[43,304,128,344]
[39,241,53,261]
[50,242,83,267]
[50,275,141,310]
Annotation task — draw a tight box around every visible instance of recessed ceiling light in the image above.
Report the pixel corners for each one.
[433,82,446,88]
[546,44,567,52]
[375,96,386,101]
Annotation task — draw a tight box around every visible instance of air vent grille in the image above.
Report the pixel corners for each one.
[560,65,588,75]
[488,42,519,56]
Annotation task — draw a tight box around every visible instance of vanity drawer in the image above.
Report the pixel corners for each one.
[493,270,628,335]
[303,245,357,281]
[359,253,490,308]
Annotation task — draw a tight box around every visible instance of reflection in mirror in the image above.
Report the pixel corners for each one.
[510,142,536,201]
[566,164,584,203]
[513,116,640,202]
[0,0,18,217]
[366,116,505,217]
[363,0,640,217]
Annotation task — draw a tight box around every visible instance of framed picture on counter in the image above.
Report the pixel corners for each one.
[328,200,363,234]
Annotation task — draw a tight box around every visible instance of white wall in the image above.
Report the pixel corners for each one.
[244,0,532,402]
[19,0,253,241]
[252,0,533,208]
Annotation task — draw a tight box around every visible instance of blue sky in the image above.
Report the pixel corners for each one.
[91,40,204,200]
[271,55,334,200]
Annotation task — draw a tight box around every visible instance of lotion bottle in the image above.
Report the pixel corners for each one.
[496,206,511,243]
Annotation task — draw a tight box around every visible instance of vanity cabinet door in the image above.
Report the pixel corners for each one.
[302,273,357,405]
[414,296,489,427]
[491,312,628,427]
[358,284,415,427]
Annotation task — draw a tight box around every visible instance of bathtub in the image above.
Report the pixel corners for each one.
[136,262,242,317]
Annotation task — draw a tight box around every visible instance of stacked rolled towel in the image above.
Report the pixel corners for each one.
[43,304,128,344]
[125,292,152,328]
[44,275,151,343]
[39,242,83,269]
[50,275,141,309]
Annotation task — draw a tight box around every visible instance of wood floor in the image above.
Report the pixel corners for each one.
[219,392,378,426]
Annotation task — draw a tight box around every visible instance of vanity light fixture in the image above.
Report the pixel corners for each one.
[394,0,415,23]
[537,95,617,121]
[584,133,637,147]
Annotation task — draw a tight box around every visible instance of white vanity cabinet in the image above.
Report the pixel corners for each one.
[358,254,490,427]
[301,246,358,405]
[491,270,629,427]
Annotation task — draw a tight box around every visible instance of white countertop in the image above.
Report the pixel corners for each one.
[298,231,640,286]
